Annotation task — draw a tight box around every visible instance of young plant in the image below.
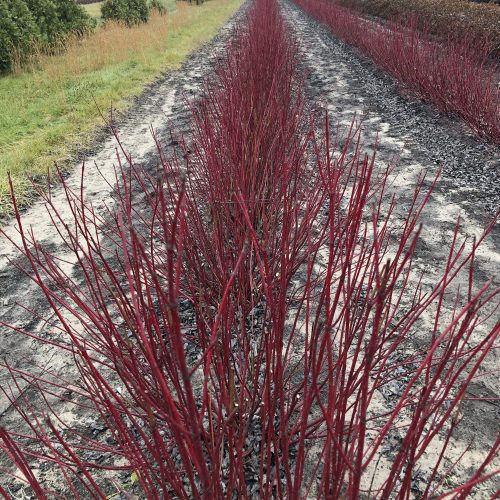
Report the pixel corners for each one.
[0,0,498,497]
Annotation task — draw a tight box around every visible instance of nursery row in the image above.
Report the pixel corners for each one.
[292,0,500,145]
[0,0,499,497]
[338,0,500,57]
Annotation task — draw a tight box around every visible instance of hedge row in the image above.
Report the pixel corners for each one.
[0,0,95,72]
[100,0,168,25]
[0,0,173,73]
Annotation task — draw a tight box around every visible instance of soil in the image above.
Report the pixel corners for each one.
[0,0,498,496]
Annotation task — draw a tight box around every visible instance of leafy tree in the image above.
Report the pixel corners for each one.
[0,0,40,72]
[0,0,94,73]
[26,0,62,43]
[27,0,93,42]
[101,0,150,26]
[53,0,95,36]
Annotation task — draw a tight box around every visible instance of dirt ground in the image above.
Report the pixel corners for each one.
[0,0,498,496]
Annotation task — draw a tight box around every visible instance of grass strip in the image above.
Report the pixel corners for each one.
[82,1,104,22]
[0,0,242,217]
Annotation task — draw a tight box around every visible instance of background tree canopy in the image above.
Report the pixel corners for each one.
[0,0,94,72]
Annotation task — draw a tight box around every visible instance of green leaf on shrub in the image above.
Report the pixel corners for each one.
[0,0,94,73]
[101,0,150,26]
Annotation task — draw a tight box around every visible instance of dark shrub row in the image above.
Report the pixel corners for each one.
[339,0,500,57]
[0,0,94,72]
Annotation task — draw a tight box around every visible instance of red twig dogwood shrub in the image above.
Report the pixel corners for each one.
[292,0,500,145]
[0,0,498,497]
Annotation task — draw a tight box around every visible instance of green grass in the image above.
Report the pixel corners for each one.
[82,2,104,22]
[0,0,242,217]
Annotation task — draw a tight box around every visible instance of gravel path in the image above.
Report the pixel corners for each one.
[284,2,500,217]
